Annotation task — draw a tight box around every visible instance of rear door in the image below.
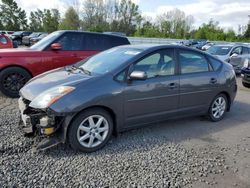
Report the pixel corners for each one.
[178,49,219,114]
[123,48,180,127]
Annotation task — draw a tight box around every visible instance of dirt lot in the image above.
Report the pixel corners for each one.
[0,77,250,188]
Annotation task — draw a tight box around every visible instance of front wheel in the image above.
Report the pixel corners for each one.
[0,67,31,98]
[68,108,113,152]
[208,94,228,122]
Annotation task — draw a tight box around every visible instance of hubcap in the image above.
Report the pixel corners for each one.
[212,97,226,119]
[77,115,109,148]
[3,73,27,93]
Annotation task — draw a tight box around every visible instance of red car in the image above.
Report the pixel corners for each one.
[0,34,13,49]
[0,31,130,97]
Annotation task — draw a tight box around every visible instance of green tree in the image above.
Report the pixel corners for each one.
[244,24,250,38]
[194,19,226,40]
[59,6,80,30]
[156,9,194,39]
[135,19,162,38]
[29,9,44,31]
[82,0,110,32]
[43,9,60,33]
[0,0,28,30]
[112,0,142,35]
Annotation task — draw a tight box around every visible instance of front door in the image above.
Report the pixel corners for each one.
[124,49,179,127]
[44,32,98,70]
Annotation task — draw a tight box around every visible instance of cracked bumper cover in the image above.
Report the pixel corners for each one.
[18,97,67,150]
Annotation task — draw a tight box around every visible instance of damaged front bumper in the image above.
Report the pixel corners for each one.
[18,97,64,150]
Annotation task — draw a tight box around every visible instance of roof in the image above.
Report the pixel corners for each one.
[56,30,128,39]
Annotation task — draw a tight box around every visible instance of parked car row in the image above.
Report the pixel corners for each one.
[0,30,49,47]
[22,32,48,46]
[180,40,250,87]
[0,30,14,37]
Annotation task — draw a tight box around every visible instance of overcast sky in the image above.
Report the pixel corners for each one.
[16,0,250,32]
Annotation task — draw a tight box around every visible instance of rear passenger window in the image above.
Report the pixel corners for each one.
[179,50,209,74]
[242,47,250,54]
[209,57,222,71]
[85,34,110,51]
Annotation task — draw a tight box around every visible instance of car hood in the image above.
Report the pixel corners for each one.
[20,68,94,101]
[0,48,38,57]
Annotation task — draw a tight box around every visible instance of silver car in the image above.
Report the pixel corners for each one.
[207,44,250,63]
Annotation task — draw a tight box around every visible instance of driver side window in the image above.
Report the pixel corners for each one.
[231,47,242,55]
[133,49,175,79]
[55,33,84,51]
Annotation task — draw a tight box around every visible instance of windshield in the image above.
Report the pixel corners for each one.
[30,31,62,50]
[12,31,22,35]
[77,47,142,75]
[207,46,232,55]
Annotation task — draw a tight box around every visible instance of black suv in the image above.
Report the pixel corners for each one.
[10,31,32,45]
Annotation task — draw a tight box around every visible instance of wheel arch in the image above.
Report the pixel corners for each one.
[0,65,33,77]
[219,91,231,111]
[64,105,118,142]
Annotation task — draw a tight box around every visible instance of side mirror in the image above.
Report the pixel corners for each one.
[129,71,147,81]
[231,53,238,58]
[51,43,62,50]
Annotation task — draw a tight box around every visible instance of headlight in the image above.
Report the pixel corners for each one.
[29,86,75,109]
[243,59,250,68]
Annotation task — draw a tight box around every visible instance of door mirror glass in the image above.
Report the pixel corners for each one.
[129,71,147,80]
[51,43,62,50]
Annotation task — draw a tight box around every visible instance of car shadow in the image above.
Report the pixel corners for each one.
[44,98,250,158]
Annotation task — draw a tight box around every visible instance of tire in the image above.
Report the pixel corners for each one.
[242,82,250,88]
[0,67,32,98]
[208,94,228,122]
[68,108,114,152]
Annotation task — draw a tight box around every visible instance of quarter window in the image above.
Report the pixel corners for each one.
[209,57,222,71]
[179,50,209,74]
[133,49,175,78]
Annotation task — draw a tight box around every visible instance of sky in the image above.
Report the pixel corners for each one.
[16,0,250,33]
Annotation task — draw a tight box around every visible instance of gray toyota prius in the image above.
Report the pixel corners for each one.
[19,45,237,152]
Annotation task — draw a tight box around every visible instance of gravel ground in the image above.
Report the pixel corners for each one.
[0,78,250,188]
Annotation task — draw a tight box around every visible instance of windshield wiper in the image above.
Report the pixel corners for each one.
[71,65,91,75]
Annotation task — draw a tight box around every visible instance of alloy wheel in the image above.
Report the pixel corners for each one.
[211,97,226,119]
[2,72,27,93]
[77,115,109,148]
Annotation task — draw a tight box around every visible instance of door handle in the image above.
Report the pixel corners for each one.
[210,78,217,84]
[168,83,177,89]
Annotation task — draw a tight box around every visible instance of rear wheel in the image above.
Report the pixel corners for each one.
[68,108,113,152]
[208,94,228,122]
[242,82,250,88]
[0,67,31,98]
